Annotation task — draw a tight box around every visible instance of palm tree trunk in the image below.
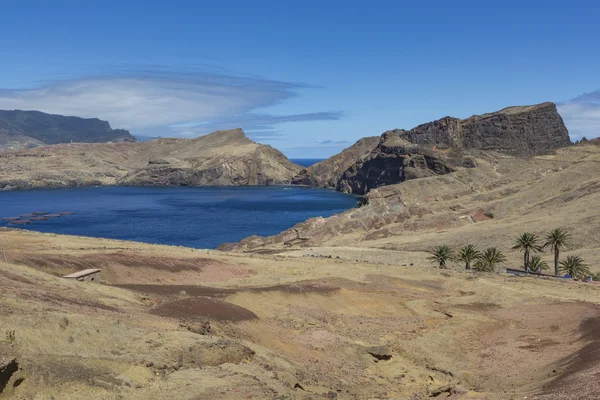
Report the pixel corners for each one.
[466,262,470,270]
[524,250,529,271]
[554,248,560,276]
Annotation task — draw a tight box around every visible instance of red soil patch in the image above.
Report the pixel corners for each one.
[151,297,257,322]
[12,252,219,273]
[116,281,339,297]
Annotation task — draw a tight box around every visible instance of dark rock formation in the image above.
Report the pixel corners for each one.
[336,102,571,194]
[395,102,570,156]
[291,136,380,187]
[0,357,19,394]
[0,109,136,149]
[337,136,455,194]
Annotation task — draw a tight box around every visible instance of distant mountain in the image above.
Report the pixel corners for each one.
[0,110,136,150]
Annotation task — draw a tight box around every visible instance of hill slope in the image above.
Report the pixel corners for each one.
[291,136,380,187]
[0,110,136,150]
[295,102,572,195]
[220,141,600,269]
[0,128,302,190]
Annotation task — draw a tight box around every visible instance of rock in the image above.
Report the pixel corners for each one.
[365,345,393,361]
[291,136,380,187]
[0,357,19,394]
[397,102,570,156]
[337,137,455,194]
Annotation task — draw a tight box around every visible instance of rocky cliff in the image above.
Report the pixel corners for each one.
[0,110,136,150]
[291,136,380,187]
[335,102,571,194]
[396,102,570,156]
[0,128,302,190]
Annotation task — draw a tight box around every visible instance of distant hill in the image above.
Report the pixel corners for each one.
[0,128,303,190]
[0,110,136,150]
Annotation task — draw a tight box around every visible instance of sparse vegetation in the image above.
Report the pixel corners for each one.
[544,228,572,276]
[456,244,481,270]
[560,255,590,280]
[428,245,453,268]
[473,247,506,272]
[5,330,16,342]
[512,233,542,271]
[529,255,549,272]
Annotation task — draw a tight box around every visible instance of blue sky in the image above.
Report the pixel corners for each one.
[0,1,599,157]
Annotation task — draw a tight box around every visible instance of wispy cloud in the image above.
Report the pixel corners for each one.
[558,89,600,140]
[0,68,342,140]
[314,139,350,145]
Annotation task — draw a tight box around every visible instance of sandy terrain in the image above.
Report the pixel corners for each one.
[0,228,599,399]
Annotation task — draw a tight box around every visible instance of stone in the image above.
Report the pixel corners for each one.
[0,357,18,394]
[365,345,393,361]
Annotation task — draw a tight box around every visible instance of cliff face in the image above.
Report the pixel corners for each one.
[335,102,571,194]
[336,136,456,194]
[398,102,571,156]
[0,110,136,150]
[0,128,302,190]
[291,136,380,187]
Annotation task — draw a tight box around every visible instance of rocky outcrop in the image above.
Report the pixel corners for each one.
[336,102,571,194]
[291,136,380,187]
[0,128,302,190]
[337,136,456,194]
[0,109,136,150]
[0,357,19,394]
[395,102,570,156]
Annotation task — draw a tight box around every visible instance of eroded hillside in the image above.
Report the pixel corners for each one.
[1,229,599,399]
[0,129,302,190]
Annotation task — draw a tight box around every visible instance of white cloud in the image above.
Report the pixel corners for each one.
[0,70,341,139]
[558,90,600,140]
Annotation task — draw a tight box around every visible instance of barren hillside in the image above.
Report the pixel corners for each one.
[0,128,302,190]
[221,142,600,275]
[1,229,599,399]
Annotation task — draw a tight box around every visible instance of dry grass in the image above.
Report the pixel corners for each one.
[1,229,600,399]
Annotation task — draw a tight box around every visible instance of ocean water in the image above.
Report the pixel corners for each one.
[289,158,324,167]
[0,186,358,249]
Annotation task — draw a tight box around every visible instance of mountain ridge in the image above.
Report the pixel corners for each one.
[293,102,571,195]
[0,128,302,190]
[0,109,136,149]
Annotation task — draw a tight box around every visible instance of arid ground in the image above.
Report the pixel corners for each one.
[1,227,599,399]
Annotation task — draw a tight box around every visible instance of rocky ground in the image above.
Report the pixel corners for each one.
[1,229,599,399]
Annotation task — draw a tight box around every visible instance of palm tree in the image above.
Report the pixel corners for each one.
[456,244,481,270]
[543,228,572,276]
[560,255,591,280]
[473,247,506,272]
[428,245,453,268]
[529,255,549,273]
[512,233,542,271]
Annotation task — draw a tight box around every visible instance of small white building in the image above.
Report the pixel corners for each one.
[62,269,101,282]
